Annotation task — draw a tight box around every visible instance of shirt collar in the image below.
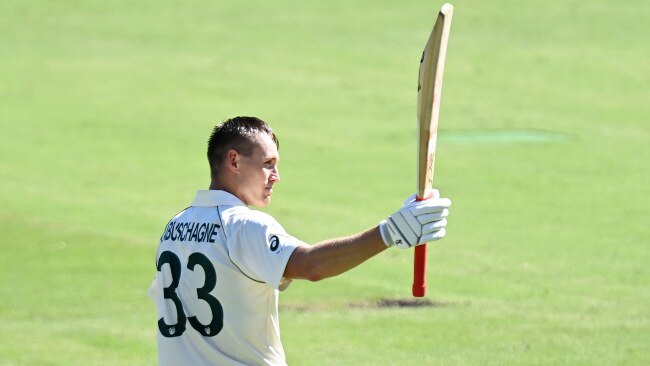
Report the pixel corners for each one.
[191,190,246,207]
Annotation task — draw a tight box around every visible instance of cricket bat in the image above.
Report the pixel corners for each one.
[413,3,454,297]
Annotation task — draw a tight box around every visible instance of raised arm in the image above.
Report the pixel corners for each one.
[283,192,451,282]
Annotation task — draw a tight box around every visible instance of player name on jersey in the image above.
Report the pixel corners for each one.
[161,221,221,244]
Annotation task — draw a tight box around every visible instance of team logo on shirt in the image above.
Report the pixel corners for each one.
[269,235,280,252]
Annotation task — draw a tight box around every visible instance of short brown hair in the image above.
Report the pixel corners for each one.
[207,116,279,177]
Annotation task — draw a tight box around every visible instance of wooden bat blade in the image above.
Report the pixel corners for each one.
[417,3,453,200]
[413,3,453,298]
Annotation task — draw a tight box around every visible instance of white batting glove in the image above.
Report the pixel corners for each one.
[379,190,451,249]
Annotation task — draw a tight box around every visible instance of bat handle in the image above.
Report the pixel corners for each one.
[413,245,427,297]
[412,193,431,297]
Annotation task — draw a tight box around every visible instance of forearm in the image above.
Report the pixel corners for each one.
[284,226,388,281]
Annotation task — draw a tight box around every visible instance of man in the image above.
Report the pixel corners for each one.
[148,116,451,365]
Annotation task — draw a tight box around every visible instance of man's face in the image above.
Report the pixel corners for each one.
[235,133,280,207]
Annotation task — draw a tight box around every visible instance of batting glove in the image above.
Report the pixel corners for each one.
[379,190,451,249]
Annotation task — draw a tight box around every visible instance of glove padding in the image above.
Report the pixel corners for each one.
[379,190,451,249]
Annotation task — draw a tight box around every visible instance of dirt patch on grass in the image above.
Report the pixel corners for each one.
[351,298,459,309]
[281,298,462,312]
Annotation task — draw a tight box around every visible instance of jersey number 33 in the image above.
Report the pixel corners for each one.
[157,250,224,337]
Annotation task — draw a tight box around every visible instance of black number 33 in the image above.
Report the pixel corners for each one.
[156,251,224,337]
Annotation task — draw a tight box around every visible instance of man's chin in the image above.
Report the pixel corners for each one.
[250,196,272,208]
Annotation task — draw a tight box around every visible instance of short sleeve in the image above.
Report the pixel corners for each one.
[227,212,302,290]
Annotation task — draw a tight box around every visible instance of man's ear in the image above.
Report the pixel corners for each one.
[225,149,240,172]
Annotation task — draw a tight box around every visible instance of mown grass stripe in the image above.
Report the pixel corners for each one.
[441,129,573,144]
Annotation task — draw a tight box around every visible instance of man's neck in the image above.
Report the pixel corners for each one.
[209,179,247,205]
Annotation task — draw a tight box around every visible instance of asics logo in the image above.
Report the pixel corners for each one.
[269,235,280,252]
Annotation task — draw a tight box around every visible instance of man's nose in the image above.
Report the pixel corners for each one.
[271,167,280,182]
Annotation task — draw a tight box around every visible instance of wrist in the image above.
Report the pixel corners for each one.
[378,220,393,247]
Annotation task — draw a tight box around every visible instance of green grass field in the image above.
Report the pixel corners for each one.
[1,0,648,364]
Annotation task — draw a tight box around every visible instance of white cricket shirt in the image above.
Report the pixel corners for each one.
[148,190,303,366]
